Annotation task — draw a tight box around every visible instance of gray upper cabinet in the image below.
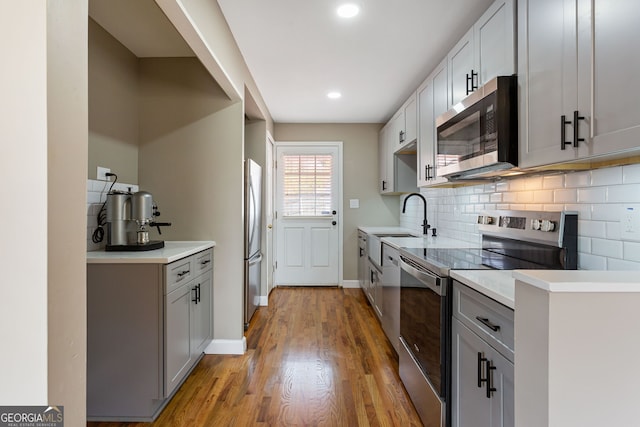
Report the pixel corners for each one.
[417,58,449,187]
[448,28,475,107]
[448,0,516,107]
[586,1,640,158]
[519,0,640,169]
[379,114,418,195]
[517,0,586,168]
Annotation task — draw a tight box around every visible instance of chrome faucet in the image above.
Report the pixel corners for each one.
[402,193,431,235]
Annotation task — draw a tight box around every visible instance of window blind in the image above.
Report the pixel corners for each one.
[282,154,333,217]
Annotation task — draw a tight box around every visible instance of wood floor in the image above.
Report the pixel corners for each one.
[88,287,423,426]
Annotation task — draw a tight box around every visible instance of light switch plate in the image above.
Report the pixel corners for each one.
[621,205,640,242]
[349,199,359,209]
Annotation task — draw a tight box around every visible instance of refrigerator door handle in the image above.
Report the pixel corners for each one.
[248,253,263,265]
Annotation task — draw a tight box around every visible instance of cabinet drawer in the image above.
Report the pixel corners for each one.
[452,280,514,361]
[193,249,213,275]
[165,257,193,294]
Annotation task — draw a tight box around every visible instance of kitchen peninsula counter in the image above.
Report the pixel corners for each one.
[87,240,215,264]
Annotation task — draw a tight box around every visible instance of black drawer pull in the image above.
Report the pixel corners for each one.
[177,270,190,277]
[486,360,497,398]
[476,316,500,331]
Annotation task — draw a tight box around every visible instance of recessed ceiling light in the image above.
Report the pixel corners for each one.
[327,91,342,99]
[337,3,360,18]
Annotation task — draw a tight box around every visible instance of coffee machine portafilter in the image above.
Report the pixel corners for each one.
[105,190,171,251]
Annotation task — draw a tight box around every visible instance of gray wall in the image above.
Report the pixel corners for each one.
[274,123,399,280]
[88,18,139,184]
[138,57,245,340]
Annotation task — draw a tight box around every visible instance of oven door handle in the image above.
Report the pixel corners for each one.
[400,256,442,296]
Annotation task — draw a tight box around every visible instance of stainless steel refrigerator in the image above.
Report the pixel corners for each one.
[244,159,262,329]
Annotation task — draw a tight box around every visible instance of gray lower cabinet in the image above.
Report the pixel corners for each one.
[87,249,213,421]
[451,281,514,427]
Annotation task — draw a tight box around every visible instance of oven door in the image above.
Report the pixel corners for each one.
[399,255,448,397]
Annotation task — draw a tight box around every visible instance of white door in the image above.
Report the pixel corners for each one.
[275,143,342,286]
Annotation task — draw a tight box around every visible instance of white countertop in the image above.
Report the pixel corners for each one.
[87,241,216,264]
[358,226,416,236]
[513,270,640,293]
[451,270,515,309]
[382,235,480,250]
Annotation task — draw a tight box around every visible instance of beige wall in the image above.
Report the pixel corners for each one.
[163,0,273,135]
[274,123,400,280]
[138,57,245,340]
[88,18,139,184]
[0,2,87,425]
[47,1,88,423]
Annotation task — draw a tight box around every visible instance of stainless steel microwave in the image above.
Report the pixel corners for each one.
[435,75,517,180]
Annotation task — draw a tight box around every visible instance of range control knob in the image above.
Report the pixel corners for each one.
[477,215,495,225]
[532,219,542,230]
[540,220,556,232]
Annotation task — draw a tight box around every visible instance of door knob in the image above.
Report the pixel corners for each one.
[332,210,337,215]
[332,221,337,226]
[267,224,272,229]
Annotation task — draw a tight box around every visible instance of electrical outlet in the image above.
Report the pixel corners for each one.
[97,166,111,181]
[621,206,640,242]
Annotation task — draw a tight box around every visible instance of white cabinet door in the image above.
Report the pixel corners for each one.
[378,124,392,193]
[517,0,584,168]
[432,61,450,183]
[586,0,640,157]
[448,28,476,107]
[403,94,417,146]
[476,0,516,85]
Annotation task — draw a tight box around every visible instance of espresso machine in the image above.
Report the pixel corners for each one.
[105,190,171,251]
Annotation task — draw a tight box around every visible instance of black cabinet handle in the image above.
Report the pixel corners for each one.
[197,283,201,303]
[466,70,479,95]
[476,316,501,331]
[573,110,585,147]
[382,180,387,191]
[477,352,487,388]
[192,286,198,303]
[486,360,497,398]
[399,130,405,143]
[200,259,211,266]
[359,247,364,257]
[561,115,573,150]
[427,164,434,180]
[177,270,190,279]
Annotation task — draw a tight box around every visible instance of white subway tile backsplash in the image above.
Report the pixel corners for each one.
[607,258,640,270]
[591,167,623,186]
[622,164,640,184]
[533,190,553,203]
[591,238,623,259]
[607,184,640,203]
[591,204,622,221]
[396,164,640,271]
[578,220,607,238]
[554,189,577,203]
[542,174,564,189]
[623,242,640,262]
[565,171,590,188]
[606,222,622,240]
[578,253,607,270]
[577,187,606,203]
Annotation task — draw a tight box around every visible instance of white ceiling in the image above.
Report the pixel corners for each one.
[217,0,494,123]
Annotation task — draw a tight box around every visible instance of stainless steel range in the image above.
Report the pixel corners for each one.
[398,210,577,427]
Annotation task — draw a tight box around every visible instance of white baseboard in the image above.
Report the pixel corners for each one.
[342,280,360,289]
[259,295,268,306]
[204,337,246,355]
